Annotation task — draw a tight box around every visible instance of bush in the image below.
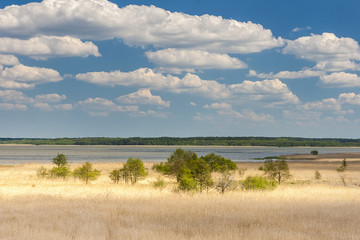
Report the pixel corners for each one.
[73,162,101,184]
[50,166,71,180]
[242,176,277,190]
[178,168,199,191]
[37,166,49,178]
[153,176,166,191]
[314,170,322,180]
[311,150,318,155]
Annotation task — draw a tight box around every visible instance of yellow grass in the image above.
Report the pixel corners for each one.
[0,161,360,239]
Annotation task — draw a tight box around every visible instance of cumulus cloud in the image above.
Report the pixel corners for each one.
[204,102,232,109]
[146,49,247,73]
[339,92,360,105]
[116,89,170,108]
[0,35,100,59]
[0,89,33,103]
[76,68,230,99]
[283,33,360,71]
[229,79,300,104]
[77,97,138,116]
[33,102,73,111]
[0,0,282,54]
[0,103,27,111]
[217,108,273,122]
[35,93,66,103]
[0,64,62,89]
[300,98,341,111]
[0,54,19,66]
[320,72,360,87]
[249,69,323,79]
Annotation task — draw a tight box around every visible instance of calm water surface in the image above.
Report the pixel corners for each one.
[1,145,360,164]
[0,145,360,164]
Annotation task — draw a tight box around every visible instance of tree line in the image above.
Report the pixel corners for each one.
[4,136,360,147]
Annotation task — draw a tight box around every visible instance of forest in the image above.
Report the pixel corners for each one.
[1,136,360,147]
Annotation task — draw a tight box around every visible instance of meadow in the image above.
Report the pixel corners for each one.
[0,161,360,239]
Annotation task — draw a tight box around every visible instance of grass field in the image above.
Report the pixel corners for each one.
[0,161,360,239]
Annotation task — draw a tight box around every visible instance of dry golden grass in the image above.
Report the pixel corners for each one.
[0,161,359,239]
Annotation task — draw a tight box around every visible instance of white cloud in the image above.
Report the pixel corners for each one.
[131,109,169,119]
[249,69,323,79]
[116,89,170,108]
[0,89,33,103]
[33,102,73,111]
[77,97,138,116]
[320,72,360,87]
[339,92,360,105]
[0,103,27,111]
[0,1,282,54]
[35,93,66,103]
[291,26,311,33]
[0,35,100,60]
[76,68,230,99]
[283,33,360,71]
[217,108,274,122]
[204,102,232,109]
[0,64,62,89]
[229,79,300,104]
[0,54,19,66]
[300,98,341,111]
[146,49,247,73]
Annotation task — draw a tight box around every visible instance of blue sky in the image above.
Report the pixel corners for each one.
[1,0,360,138]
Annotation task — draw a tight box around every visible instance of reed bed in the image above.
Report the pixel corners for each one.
[0,161,359,240]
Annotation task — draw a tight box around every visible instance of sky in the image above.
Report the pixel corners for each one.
[1,0,360,138]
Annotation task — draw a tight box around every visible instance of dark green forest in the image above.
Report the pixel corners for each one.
[1,137,360,147]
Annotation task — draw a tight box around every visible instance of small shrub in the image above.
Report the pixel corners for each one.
[242,176,277,190]
[153,176,166,191]
[215,171,236,194]
[314,170,322,180]
[258,166,264,171]
[311,150,318,155]
[238,167,247,179]
[50,166,71,180]
[37,166,49,178]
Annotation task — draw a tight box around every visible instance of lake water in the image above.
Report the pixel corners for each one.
[1,145,360,164]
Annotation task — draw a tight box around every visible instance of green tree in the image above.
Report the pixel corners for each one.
[121,158,147,184]
[49,153,71,180]
[178,168,199,191]
[263,159,290,184]
[50,165,71,180]
[186,157,213,192]
[73,162,101,184]
[109,168,122,184]
[52,153,69,167]
[200,153,237,173]
[215,171,236,194]
[154,148,197,182]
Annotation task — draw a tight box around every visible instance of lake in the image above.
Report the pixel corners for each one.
[1,145,360,164]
